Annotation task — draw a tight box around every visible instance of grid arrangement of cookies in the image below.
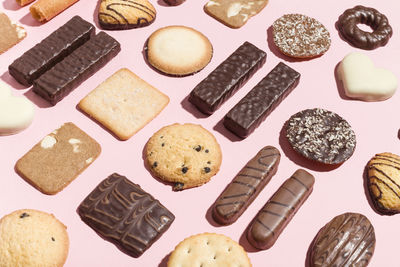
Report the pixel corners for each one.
[0,0,399,266]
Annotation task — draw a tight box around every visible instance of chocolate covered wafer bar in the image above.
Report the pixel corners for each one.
[33,32,120,105]
[77,173,175,258]
[9,16,94,86]
[212,146,280,225]
[247,169,314,250]
[223,62,300,138]
[189,42,266,114]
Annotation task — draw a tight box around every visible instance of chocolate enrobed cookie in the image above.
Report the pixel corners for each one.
[286,108,356,165]
[308,212,375,267]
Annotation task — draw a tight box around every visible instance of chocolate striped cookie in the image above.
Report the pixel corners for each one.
[212,146,280,225]
[367,152,400,214]
[98,0,156,30]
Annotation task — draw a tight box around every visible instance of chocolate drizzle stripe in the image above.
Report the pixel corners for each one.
[104,1,155,25]
[369,176,400,200]
[220,193,251,200]
[291,175,310,190]
[215,201,245,207]
[281,186,296,197]
[374,154,400,164]
[232,181,256,191]
[243,166,266,172]
[370,161,400,171]
[255,218,275,236]
[268,200,291,208]
[258,153,281,167]
[236,173,263,180]
[98,12,121,24]
[369,165,400,196]
[342,224,374,266]
[259,210,285,218]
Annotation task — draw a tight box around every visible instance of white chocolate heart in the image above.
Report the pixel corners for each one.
[0,81,34,135]
[338,52,398,101]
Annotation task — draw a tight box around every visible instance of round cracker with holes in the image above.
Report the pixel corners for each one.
[168,233,251,267]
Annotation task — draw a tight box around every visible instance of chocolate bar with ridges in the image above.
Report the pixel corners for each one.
[309,212,375,267]
[77,173,175,258]
[223,62,300,138]
[9,16,95,86]
[33,32,120,105]
[247,169,314,250]
[189,41,266,115]
[212,146,280,225]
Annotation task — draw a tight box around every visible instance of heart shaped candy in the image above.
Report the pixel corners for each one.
[0,82,34,135]
[98,0,156,30]
[338,52,398,101]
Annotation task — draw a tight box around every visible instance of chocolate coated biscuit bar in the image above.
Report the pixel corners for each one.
[9,16,95,86]
[247,169,314,250]
[223,62,300,138]
[212,146,280,225]
[77,173,175,258]
[189,41,266,115]
[33,32,120,105]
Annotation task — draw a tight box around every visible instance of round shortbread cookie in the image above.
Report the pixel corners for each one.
[168,233,251,267]
[0,209,69,267]
[146,123,222,191]
[146,26,213,76]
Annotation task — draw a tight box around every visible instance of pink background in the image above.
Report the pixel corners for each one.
[1,0,399,266]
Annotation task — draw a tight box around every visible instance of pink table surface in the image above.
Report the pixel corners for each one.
[1,0,400,266]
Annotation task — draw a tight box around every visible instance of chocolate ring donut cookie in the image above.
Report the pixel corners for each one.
[337,5,393,50]
[286,108,356,165]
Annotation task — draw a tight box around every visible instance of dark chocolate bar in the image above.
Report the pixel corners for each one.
[247,169,314,250]
[9,16,95,86]
[33,32,120,105]
[223,62,300,138]
[189,41,266,115]
[77,173,175,258]
[212,146,280,225]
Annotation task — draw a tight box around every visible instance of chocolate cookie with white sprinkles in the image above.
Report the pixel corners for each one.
[285,108,356,165]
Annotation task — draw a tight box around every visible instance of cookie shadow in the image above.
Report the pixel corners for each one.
[2,0,21,11]
[304,228,319,267]
[23,89,52,108]
[213,118,242,142]
[19,12,42,27]
[205,202,223,228]
[238,222,261,253]
[158,252,171,267]
[278,121,341,172]
[333,62,352,101]
[180,94,209,119]
[1,71,29,90]
[266,26,318,63]
[398,129,400,140]
[92,0,101,28]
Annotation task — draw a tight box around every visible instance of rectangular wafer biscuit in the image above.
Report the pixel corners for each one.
[15,122,101,195]
[78,68,169,140]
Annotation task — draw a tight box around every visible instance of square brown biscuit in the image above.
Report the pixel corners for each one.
[0,12,26,54]
[78,68,170,140]
[15,122,101,195]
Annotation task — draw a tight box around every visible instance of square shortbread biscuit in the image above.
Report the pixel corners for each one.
[15,122,101,195]
[78,68,170,140]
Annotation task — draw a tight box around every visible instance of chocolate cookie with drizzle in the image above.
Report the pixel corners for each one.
[98,0,156,30]
[212,146,280,225]
[367,152,400,214]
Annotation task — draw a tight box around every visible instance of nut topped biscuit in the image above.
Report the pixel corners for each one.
[146,123,222,190]
[0,209,69,267]
[15,122,101,195]
[168,233,251,267]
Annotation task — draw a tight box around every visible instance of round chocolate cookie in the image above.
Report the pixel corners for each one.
[145,26,213,76]
[286,108,356,165]
[272,14,331,58]
[367,152,400,214]
[145,123,222,190]
[337,5,392,50]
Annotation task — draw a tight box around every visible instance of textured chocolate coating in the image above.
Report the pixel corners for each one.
[223,62,300,138]
[247,169,314,250]
[309,212,375,267]
[9,16,95,86]
[77,173,175,258]
[33,32,120,105]
[212,146,280,225]
[337,5,392,50]
[189,42,266,115]
[286,108,356,165]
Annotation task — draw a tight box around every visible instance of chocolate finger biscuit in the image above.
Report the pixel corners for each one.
[212,146,280,225]
[247,169,314,250]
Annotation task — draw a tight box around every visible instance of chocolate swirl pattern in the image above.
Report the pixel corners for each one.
[99,0,156,30]
[367,152,400,214]
[247,169,314,250]
[212,146,280,225]
[77,173,175,258]
[309,212,375,267]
